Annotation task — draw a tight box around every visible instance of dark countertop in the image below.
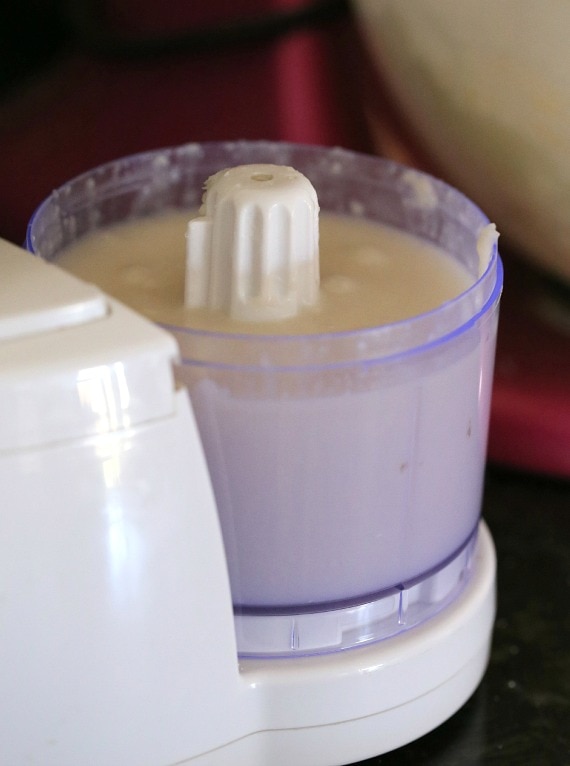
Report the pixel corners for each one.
[358,467,570,766]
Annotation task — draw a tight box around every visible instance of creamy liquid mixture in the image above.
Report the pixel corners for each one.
[57,210,472,333]
[55,207,489,610]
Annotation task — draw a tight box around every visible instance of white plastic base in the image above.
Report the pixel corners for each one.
[182,521,496,766]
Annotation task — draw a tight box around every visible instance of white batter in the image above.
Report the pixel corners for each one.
[57,210,472,334]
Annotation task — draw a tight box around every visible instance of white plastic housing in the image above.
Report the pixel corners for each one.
[0,239,241,764]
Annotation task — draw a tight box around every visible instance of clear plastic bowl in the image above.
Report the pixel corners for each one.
[27,141,502,656]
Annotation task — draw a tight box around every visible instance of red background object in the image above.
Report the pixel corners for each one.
[0,0,368,244]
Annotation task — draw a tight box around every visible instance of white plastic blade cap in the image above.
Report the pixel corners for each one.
[185,164,320,322]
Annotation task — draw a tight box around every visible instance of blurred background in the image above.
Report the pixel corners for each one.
[1,0,568,478]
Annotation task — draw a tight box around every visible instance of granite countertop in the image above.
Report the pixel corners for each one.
[356,467,570,766]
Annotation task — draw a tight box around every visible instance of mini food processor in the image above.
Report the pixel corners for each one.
[1,142,502,765]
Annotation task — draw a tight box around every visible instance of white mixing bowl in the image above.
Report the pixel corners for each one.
[353,0,570,283]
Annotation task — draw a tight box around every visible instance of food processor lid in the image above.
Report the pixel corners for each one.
[0,239,180,451]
